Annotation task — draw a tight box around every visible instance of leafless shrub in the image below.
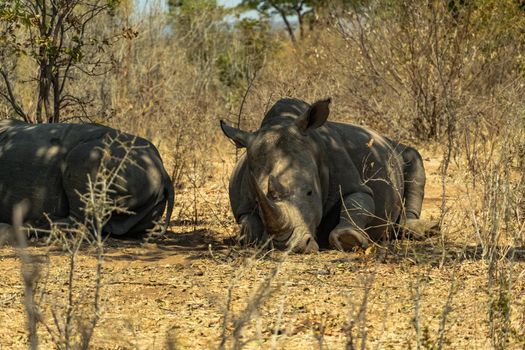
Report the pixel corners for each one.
[330,0,523,139]
[455,80,525,348]
[411,279,423,350]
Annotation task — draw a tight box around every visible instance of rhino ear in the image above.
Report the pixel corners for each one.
[220,120,255,148]
[296,98,331,133]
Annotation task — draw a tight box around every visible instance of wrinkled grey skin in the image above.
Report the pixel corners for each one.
[0,119,174,236]
[221,98,425,253]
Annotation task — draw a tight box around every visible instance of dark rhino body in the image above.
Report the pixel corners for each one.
[0,119,174,236]
[221,98,426,252]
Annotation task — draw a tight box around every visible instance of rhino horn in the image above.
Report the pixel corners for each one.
[249,171,287,234]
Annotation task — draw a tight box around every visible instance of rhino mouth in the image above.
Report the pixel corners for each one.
[272,227,318,253]
[269,227,295,248]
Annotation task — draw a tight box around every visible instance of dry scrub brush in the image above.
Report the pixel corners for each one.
[458,83,525,349]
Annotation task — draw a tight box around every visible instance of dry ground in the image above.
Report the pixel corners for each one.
[1,147,524,349]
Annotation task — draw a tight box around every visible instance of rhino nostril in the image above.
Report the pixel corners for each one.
[305,236,319,253]
[305,236,312,246]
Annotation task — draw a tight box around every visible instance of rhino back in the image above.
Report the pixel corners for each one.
[0,122,132,223]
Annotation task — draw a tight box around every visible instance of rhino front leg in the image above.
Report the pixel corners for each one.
[237,213,268,246]
[329,192,375,251]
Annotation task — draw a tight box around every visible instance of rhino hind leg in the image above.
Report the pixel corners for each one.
[400,146,425,221]
[0,223,13,245]
[397,146,441,239]
[105,198,167,237]
[61,139,160,237]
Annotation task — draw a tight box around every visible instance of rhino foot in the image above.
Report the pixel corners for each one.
[401,219,441,240]
[329,227,370,251]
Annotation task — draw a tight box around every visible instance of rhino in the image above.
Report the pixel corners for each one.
[0,119,174,236]
[221,98,433,253]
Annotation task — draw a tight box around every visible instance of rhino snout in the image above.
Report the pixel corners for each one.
[292,234,319,253]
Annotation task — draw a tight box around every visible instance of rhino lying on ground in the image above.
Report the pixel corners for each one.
[0,119,174,236]
[221,98,435,253]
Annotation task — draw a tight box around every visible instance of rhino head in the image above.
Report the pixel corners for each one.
[221,99,332,253]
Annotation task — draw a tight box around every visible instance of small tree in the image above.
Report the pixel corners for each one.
[238,0,307,43]
[237,0,361,42]
[0,0,121,123]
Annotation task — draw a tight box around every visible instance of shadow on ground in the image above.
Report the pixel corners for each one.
[101,228,235,264]
[376,239,525,266]
[4,226,525,266]
[0,225,233,262]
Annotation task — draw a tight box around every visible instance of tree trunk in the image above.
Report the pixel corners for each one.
[52,71,60,123]
[36,65,51,124]
[269,2,296,44]
[296,9,304,39]
[281,13,296,43]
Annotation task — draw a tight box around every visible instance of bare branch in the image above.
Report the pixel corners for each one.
[0,68,29,121]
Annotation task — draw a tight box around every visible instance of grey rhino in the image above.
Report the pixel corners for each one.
[0,119,174,236]
[221,98,429,253]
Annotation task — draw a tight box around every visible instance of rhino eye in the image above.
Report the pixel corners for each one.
[306,190,313,196]
[268,188,280,201]
[268,192,278,200]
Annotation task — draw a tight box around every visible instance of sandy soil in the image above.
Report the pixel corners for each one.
[0,151,524,349]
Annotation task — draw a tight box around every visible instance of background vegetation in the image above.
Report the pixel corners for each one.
[0,0,524,348]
